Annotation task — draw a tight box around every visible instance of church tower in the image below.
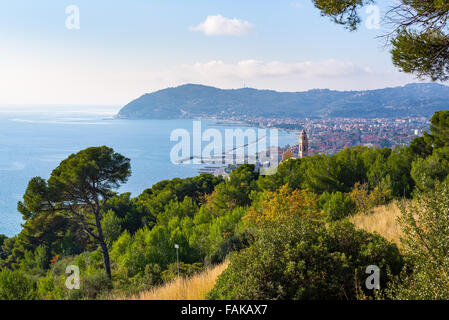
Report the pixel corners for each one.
[298,129,309,158]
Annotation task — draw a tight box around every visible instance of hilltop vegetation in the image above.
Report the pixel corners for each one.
[118,83,449,120]
[1,110,449,300]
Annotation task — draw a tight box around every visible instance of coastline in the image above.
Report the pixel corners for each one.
[0,115,298,237]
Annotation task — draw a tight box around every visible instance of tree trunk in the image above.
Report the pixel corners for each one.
[99,239,112,280]
[94,213,112,280]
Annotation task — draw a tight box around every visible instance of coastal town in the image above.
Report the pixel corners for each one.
[227,116,429,156]
[198,116,430,177]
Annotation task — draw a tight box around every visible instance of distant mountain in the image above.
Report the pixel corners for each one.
[117,83,449,119]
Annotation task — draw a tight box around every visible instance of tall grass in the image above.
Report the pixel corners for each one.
[350,201,403,248]
[120,261,229,300]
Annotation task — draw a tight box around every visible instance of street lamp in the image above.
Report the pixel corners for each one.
[174,244,179,277]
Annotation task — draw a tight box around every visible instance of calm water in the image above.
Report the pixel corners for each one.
[0,107,298,236]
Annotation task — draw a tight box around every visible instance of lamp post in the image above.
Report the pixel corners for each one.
[174,244,179,277]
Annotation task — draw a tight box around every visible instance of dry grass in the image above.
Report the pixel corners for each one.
[350,201,403,248]
[121,261,229,300]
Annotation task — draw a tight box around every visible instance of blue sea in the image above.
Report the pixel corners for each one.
[0,106,298,236]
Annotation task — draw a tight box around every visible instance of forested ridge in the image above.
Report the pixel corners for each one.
[118,83,449,120]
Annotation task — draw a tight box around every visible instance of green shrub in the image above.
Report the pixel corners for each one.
[36,272,67,300]
[411,152,449,193]
[387,182,449,299]
[0,269,35,300]
[321,191,356,221]
[82,270,112,299]
[65,270,112,300]
[206,230,251,265]
[208,219,403,300]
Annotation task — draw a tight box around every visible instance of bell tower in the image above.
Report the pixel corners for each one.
[298,129,309,158]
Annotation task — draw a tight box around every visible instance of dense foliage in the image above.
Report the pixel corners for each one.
[208,219,402,300]
[387,181,449,299]
[1,111,449,300]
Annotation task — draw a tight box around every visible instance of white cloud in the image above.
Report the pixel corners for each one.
[166,59,418,93]
[181,59,373,79]
[189,14,254,36]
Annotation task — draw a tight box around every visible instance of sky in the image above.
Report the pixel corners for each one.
[0,0,433,107]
